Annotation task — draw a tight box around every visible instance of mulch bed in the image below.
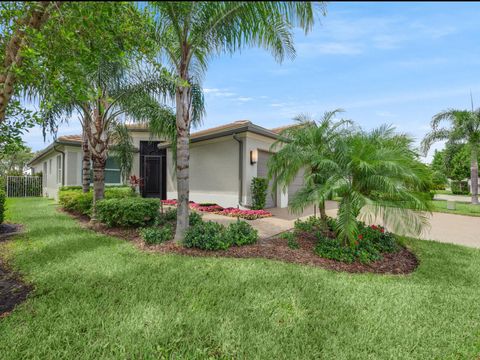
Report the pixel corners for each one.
[0,224,31,318]
[65,209,418,275]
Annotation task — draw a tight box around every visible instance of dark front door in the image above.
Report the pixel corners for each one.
[140,141,166,198]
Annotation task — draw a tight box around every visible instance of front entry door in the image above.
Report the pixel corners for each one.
[143,156,162,197]
[140,141,166,198]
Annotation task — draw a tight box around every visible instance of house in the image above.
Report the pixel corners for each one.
[28,120,304,208]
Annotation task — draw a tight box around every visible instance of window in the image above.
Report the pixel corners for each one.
[49,159,52,174]
[56,155,62,184]
[105,157,121,184]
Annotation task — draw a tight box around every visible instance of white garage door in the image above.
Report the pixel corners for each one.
[288,168,305,205]
[257,150,277,208]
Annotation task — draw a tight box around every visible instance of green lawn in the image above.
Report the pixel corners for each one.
[433,189,453,195]
[1,199,480,359]
[431,199,480,217]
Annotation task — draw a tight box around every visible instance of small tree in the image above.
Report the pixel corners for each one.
[251,177,268,210]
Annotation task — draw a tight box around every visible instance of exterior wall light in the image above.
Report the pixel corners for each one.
[250,149,258,164]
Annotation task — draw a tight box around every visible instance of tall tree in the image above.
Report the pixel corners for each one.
[150,1,320,241]
[0,1,61,123]
[422,108,480,204]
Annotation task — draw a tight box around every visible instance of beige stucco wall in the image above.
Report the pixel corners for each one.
[167,135,240,207]
[30,145,67,200]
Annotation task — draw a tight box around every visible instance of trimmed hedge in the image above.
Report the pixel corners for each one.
[58,187,136,215]
[0,189,5,224]
[96,198,159,227]
[140,225,173,244]
[225,220,258,246]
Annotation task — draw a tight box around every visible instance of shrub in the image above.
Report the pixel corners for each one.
[251,177,268,210]
[0,189,5,224]
[294,216,327,234]
[184,221,230,250]
[140,225,173,245]
[96,198,159,227]
[58,190,93,215]
[156,208,177,226]
[280,231,299,249]
[451,180,470,195]
[104,187,136,198]
[189,211,203,226]
[225,220,258,246]
[314,222,399,264]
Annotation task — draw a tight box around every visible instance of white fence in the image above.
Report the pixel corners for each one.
[5,176,42,197]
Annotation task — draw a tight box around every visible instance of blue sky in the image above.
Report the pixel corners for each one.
[23,2,480,161]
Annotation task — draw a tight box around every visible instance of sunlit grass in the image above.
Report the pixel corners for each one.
[1,198,480,359]
[431,199,480,217]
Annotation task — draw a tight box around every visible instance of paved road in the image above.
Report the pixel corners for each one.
[434,194,473,202]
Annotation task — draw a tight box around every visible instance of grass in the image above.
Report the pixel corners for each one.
[1,198,480,359]
[431,199,480,217]
[433,189,453,195]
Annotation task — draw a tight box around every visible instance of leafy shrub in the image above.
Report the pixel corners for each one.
[189,211,203,226]
[58,187,135,215]
[184,221,230,250]
[280,232,299,249]
[0,189,5,224]
[225,220,258,246]
[294,216,327,234]
[156,208,177,225]
[96,198,159,227]
[140,225,173,245]
[251,177,268,210]
[451,180,470,195]
[58,190,93,215]
[314,222,398,264]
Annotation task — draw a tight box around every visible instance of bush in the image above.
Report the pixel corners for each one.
[189,211,203,226]
[58,187,136,215]
[96,198,159,227]
[225,220,258,246]
[314,222,399,264]
[280,231,299,249]
[58,191,93,215]
[0,189,5,224]
[251,177,268,210]
[294,216,327,234]
[184,221,230,250]
[451,180,470,195]
[140,225,173,245]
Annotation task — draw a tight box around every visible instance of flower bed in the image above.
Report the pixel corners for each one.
[161,199,273,220]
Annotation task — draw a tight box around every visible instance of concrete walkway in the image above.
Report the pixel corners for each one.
[434,194,473,203]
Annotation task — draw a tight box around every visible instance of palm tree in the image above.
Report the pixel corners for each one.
[150,1,320,241]
[276,123,432,245]
[109,123,135,185]
[268,110,351,219]
[422,108,480,205]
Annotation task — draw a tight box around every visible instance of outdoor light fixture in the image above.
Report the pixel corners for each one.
[250,149,258,164]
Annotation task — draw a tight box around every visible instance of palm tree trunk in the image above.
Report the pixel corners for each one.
[91,156,106,220]
[0,2,57,123]
[82,128,91,193]
[319,200,327,220]
[471,146,479,205]
[174,85,191,241]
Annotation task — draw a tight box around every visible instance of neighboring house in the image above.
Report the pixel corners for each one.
[28,120,303,208]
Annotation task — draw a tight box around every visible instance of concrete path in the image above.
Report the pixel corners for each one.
[434,194,473,203]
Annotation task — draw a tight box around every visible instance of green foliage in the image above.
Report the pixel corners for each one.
[250,177,268,210]
[0,189,5,224]
[225,220,258,246]
[294,216,327,234]
[451,180,470,195]
[96,198,159,228]
[315,222,398,264]
[184,221,230,251]
[58,191,93,215]
[280,232,300,249]
[0,141,34,177]
[110,123,135,184]
[139,225,173,245]
[189,211,203,227]
[431,170,448,190]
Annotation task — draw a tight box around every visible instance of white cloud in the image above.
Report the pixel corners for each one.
[236,97,253,102]
[203,88,235,97]
[297,42,363,56]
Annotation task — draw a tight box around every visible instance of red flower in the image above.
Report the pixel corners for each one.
[380,228,385,233]
[358,234,363,240]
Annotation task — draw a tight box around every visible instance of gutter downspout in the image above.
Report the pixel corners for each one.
[53,144,65,186]
[233,133,244,206]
